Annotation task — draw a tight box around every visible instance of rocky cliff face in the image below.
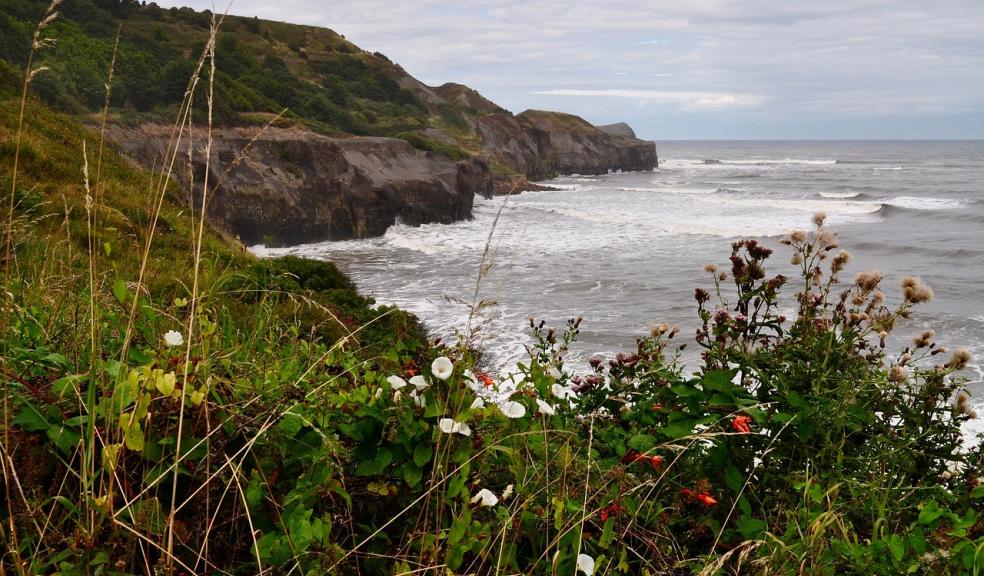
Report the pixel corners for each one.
[109,124,491,247]
[475,110,657,180]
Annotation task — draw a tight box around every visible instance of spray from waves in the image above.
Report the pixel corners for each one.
[819,191,865,199]
[699,158,838,166]
[882,196,967,210]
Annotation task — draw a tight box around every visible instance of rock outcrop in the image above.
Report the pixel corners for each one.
[475,110,657,179]
[596,122,637,138]
[109,124,492,246]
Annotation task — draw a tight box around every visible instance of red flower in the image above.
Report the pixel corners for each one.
[598,504,623,522]
[732,415,752,433]
[695,493,718,507]
[648,455,663,469]
[480,373,495,388]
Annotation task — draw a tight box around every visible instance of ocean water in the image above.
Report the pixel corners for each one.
[255,140,984,437]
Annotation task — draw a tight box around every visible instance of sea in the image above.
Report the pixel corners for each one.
[254,140,984,440]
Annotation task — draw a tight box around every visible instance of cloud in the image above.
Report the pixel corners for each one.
[534,90,767,110]
[153,0,984,138]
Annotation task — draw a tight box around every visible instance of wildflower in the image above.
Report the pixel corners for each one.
[501,484,514,500]
[889,365,909,383]
[854,270,883,292]
[695,493,718,507]
[387,375,408,391]
[901,276,934,304]
[189,388,205,407]
[704,263,717,273]
[648,455,663,469]
[438,418,471,437]
[471,488,498,507]
[831,250,852,273]
[914,330,935,348]
[576,553,595,575]
[499,400,526,419]
[954,391,971,414]
[410,390,426,408]
[535,398,556,416]
[812,211,827,227]
[549,383,573,401]
[546,366,563,380]
[410,375,429,392]
[481,373,495,387]
[732,415,752,433]
[789,229,808,243]
[817,229,838,249]
[164,330,184,347]
[946,348,973,370]
[791,252,804,266]
[431,356,454,380]
[393,390,403,403]
[469,397,486,410]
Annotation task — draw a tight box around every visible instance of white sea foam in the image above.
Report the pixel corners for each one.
[884,196,965,210]
[819,191,862,199]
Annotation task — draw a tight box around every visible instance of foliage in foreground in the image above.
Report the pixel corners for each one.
[1,4,982,575]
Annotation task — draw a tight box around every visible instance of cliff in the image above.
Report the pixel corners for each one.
[476,110,657,180]
[108,124,491,247]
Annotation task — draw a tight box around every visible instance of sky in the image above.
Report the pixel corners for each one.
[154,1,984,140]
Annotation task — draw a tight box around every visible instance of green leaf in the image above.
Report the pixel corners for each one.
[888,534,905,564]
[970,485,984,500]
[13,402,51,432]
[403,464,423,488]
[355,449,392,476]
[111,278,131,306]
[737,517,767,539]
[724,465,745,492]
[125,422,145,452]
[918,500,943,526]
[627,434,657,451]
[670,383,701,397]
[413,442,432,467]
[703,369,736,391]
[47,426,81,454]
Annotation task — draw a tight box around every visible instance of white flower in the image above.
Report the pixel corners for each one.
[464,370,481,391]
[576,553,595,575]
[410,390,426,408]
[469,397,486,410]
[535,398,556,416]
[547,366,562,380]
[438,418,471,436]
[163,330,184,347]
[374,387,383,400]
[501,484,514,500]
[431,356,454,380]
[470,488,498,507]
[499,400,526,419]
[551,383,576,400]
[387,375,408,391]
[577,554,594,576]
[393,390,403,403]
[410,375,429,392]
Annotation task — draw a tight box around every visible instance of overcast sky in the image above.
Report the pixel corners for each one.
[156,1,983,139]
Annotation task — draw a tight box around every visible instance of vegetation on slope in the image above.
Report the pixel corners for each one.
[0,4,981,576]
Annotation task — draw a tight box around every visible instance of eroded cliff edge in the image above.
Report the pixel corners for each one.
[109,124,492,247]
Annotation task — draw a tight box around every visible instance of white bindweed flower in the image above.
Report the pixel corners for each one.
[499,400,526,419]
[431,356,454,380]
[387,375,408,391]
[464,370,481,392]
[501,484,514,500]
[410,375,429,392]
[576,553,595,575]
[552,383,576,400]
[438,418,471,436]
[547,366,562,380]
[163,330,184,347]
[393,390,403,403]
[410,390,426,408]
[536,398,556,416]
[469,397,486,410]
[470,488,498,507]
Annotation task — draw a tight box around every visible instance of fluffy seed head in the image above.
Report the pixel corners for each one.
[888,365,909,383]
[789,229,808,243]
[812,212,827,227]
[947,348,973,371]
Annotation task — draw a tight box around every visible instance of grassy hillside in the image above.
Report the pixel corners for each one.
[0,0,481,153]
[0,3,982,575]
